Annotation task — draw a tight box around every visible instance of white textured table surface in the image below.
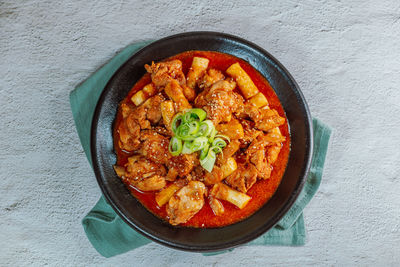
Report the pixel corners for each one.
[1,0,400,266]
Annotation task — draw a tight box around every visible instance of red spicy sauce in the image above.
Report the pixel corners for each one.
[113,51,290,228]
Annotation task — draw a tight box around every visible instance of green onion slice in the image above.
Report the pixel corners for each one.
[181,141,193,154]
[210,145,223,154]
[188,121,200,135]
[198,120,214,137]
[200,149,217,173]
[191,136,209,152]
[168,137,182,156]
[171,113,183,134]
[215,134,230,143]
[212,138,227,149]
[209,127,217,142]
[183,108,207,123]
[168,108,224,171]
[176,121,200,140]
[200,143,210,160]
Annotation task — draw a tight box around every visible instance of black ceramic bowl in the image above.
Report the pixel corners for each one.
[91,31,313,252]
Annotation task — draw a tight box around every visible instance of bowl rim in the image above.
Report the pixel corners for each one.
[90,31,313,252]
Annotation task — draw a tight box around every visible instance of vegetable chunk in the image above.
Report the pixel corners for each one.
[226,63,259,99]
[131,83,157,106]
[210,183,251,209]
[220,157,238,178]
[187,57,210,89]
[248,92,269,108]
[156,183,181,207]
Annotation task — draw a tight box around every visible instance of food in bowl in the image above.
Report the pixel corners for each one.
[112,51,290,227]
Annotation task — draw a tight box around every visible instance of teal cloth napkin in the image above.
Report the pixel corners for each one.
[70,41,332,258]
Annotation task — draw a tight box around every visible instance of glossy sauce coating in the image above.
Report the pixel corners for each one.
[113,51,290,228]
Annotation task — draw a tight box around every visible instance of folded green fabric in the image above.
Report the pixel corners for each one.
[70,41,332,258]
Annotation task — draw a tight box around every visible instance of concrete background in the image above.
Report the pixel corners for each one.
[1,0,400,266]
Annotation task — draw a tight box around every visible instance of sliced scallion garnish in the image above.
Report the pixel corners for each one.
[168,136,182,156]
[171,113,183,135]
[181,141,193,154]
[198,120,214,137]
[215,134,230,143]
[168,108,228,172]
[212,138,227,149]
[200,149,217,173]
[183,108,207,123]
[200,143,210,160]
[191,136,209,152]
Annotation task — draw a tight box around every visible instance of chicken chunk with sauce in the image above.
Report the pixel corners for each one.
[239,119,263,148]
[225,162,258,193]
[145,60,186,88]
[139,130,170,164]
[142,93,165,124]
[118,104,151,151]
[167,153,200,178]
[209,197,224,216]
[244,132,285,179]
[190,165,224,185]
[166,181,206,225]
[123,156,167,191]
[197,68,225,89]
[240,102,285,132]
[195,79,243,124]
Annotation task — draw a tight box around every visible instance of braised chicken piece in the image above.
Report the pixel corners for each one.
[118,103,151,151]
[195,79,244,124]
[190,164,224,185]
[167,181,206,225]
[264,127,286,143]
[249,149,272,179]
[126,104,151,131]
[239,119,263,148]
[144,59,186,88]
[120,103,133,118]
[256,109,286,132]
[167,153,199,178]
[225,162,258,193]
[244,131,285,179]
[204,166,224,185]
[209,197,224,216]
[139,130,170,164]
[118,120,141,151]
[240,102,285,132]
[122,155,167,191]
[135,175,167,191]
[194,79,235,107]
[142,93,165,124]
[267,144,282,164]
[246,131,286,156]
[197,68,225,89]
[124,155,166,181]
[237,101,259,120]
